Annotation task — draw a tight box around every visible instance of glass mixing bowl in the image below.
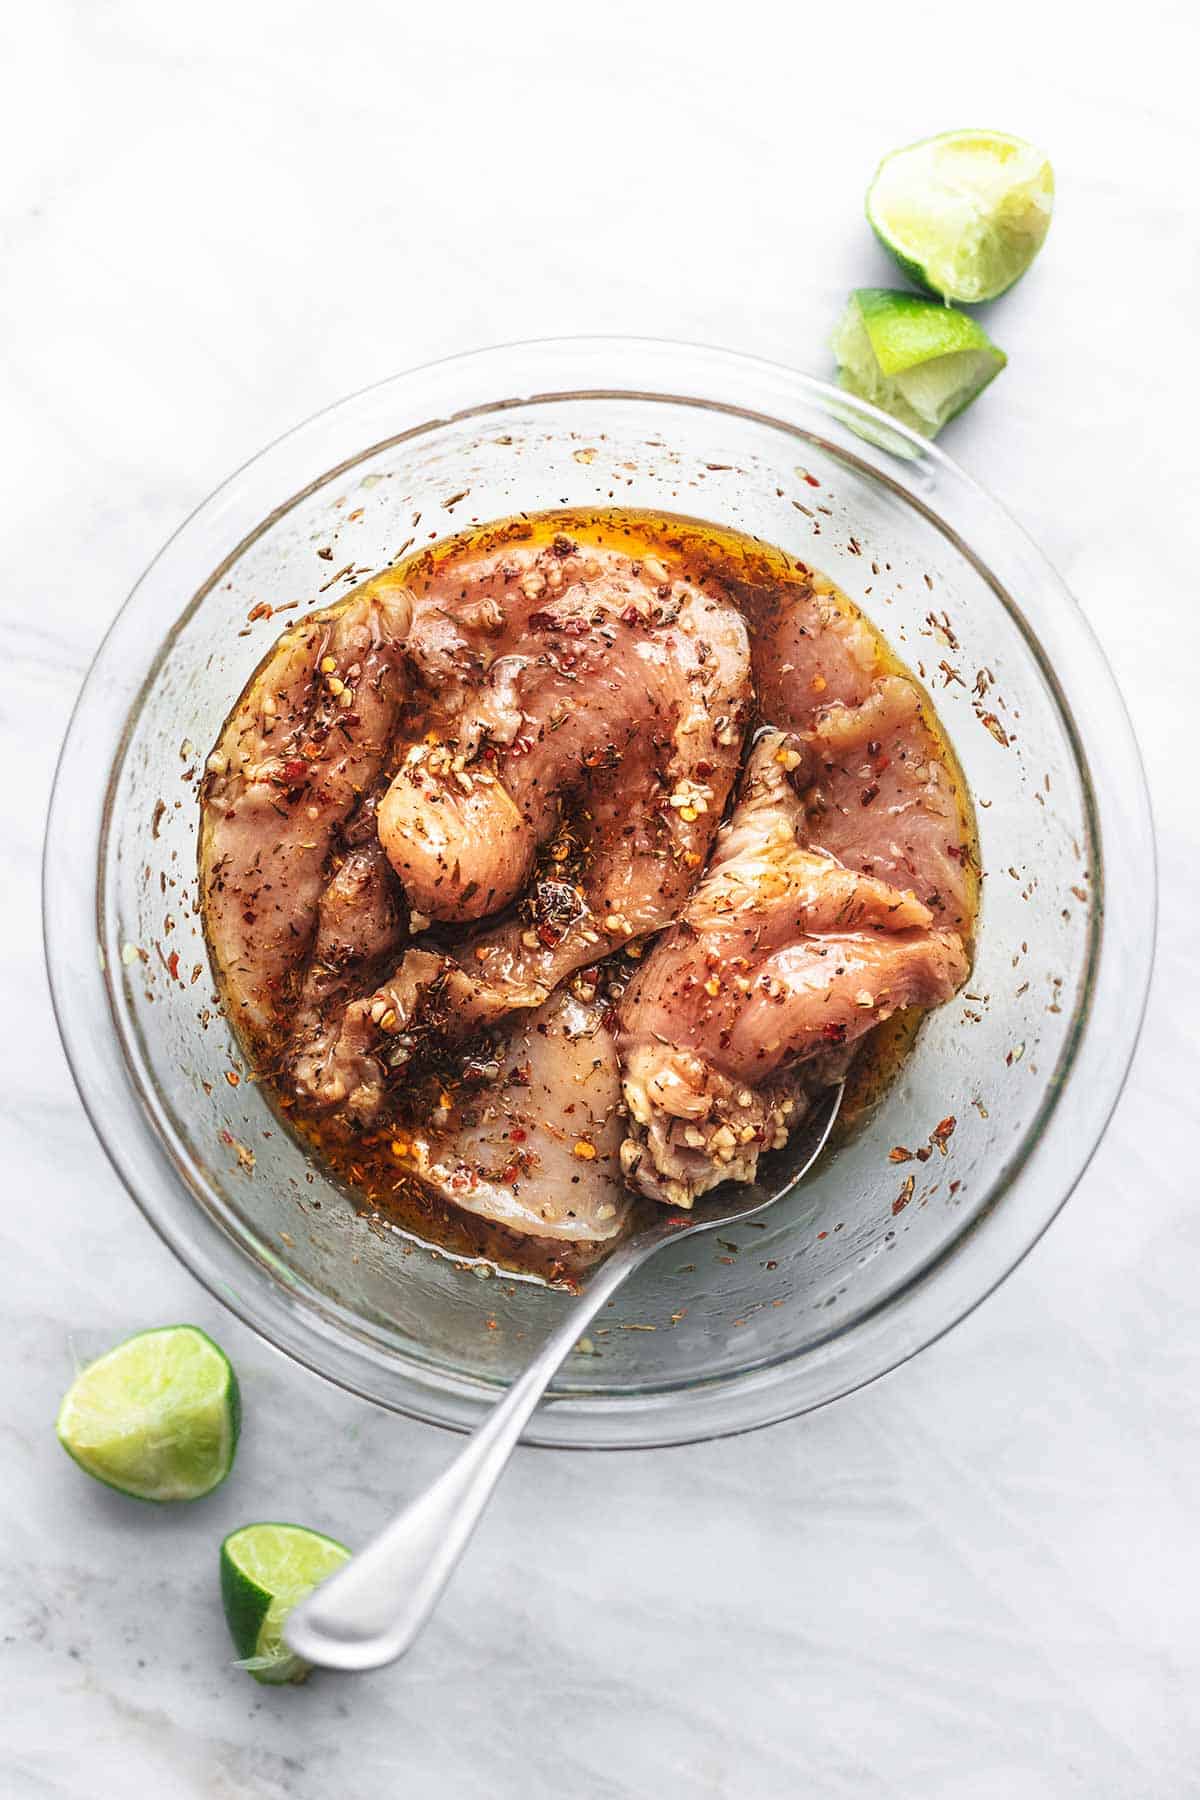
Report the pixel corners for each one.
[44,339,1154,1447]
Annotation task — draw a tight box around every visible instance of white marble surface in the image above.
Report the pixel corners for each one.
[4,2,1199,1793]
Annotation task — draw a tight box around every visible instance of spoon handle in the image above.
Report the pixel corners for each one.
[284,1233,652,1672]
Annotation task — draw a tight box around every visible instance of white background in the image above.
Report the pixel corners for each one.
[3,3,1199,1795]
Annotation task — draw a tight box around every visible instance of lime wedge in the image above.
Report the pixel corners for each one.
[867,130,1053,303]
[832,288,1006,438]
[221,1522,351,1684]
[56,1325,240,1502]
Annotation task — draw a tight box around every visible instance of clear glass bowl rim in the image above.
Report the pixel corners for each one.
[42,336,1156,1448]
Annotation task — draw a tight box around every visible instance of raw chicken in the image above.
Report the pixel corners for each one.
[200,575,412,1041]
[798,677,974,933]
[618,731,969,1206]
[377,537,751,922]
[751,575,883,718]
[402,987,631,1244]
[738,573,973,930]
[199,513,979,1273]
[288,839,406,1108]
[309,536,753,1121]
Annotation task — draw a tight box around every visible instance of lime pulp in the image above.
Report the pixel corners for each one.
[56,1325,240,1503]
[867,129,1054,304]
[220,1522,351,1685]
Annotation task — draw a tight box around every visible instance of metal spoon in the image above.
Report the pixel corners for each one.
[285,1081,843,1673]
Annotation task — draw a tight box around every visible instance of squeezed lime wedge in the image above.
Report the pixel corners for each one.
[56,1325,240,1503]
[867,130,1054,303]
[832,287,1006,438]
[220,1522,350,1685]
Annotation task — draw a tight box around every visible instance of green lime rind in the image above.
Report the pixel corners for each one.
[56,1325,240,1503]
[851,286,1003,375]
[220,1522,351,1686]
[867,129,1054,304]
[832,288,1006,440]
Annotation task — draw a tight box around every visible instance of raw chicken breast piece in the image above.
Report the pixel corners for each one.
[378,537,751,923]
[199,573,412,1042]
[618,731,969,1206]
[799,677,974,933]
[404,988,632,1244]
[288,839,406,1109]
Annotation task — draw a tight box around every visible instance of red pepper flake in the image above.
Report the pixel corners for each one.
[889,1146,913,1163]
[822,1021,847,1044]
[893,1175,916,1216]
[816,1230,828,1240]
[282,758,307,784]
[246,602,273,622]
[801,470,821,487]
[166,950,181,982]
[979,712,1010,747]
[930,1115,957,1154]
[508,1127,527,1143]
[224,1070,240,1087]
